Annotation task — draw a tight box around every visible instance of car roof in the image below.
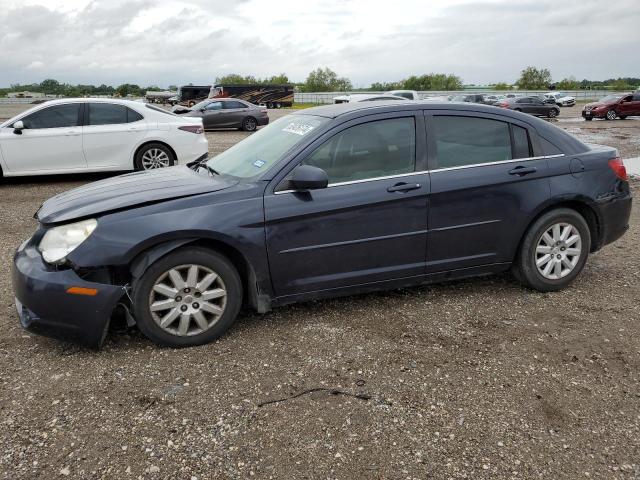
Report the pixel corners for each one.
[25,97,144,106]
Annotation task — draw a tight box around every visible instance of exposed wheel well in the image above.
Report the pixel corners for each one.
[128,238,267,313]
[515,201,600,261]
[133,141,177,169]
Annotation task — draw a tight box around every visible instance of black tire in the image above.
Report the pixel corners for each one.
[132,247,243,348]
[513,208,591,292]
[134,143,175,171]
[585,117,593,121]
[242,117,257,132]
[605,109,617,120]
[548,108,559,118]
[619,115,627,120]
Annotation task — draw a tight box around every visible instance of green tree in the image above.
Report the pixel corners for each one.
[492,82,512,90]
[516,67,552,90]
[611,78,631,91]
[556,76,579,90]
[302,67,352,92]
[168,85,178,91]
[266,73,290,84]
[39,78,61,94]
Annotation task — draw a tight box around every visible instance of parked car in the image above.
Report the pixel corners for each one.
[386,90,421,100]
[483,94,503,105]
[0,99,208,177]
[13,102,631,348]
[173,98,269,132]
[544,92,576,107]
[333,94,408,103]
[582,92,640,121]
[497,97,560,118]
[451,94,486,104]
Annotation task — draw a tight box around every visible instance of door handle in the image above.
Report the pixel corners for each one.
[387,182,421,193]
[508,166,537,176]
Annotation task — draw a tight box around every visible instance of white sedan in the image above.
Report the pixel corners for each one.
[0,98,209,177]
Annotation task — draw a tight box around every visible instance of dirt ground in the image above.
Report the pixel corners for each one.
[0,103,639,479]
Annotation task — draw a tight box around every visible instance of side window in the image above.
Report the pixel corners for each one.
[432,116,511,168]
[88,103,127,125]
[126,108,144,122]
[540,137,563,156]
[302,117,416,184]
[223,101,246,109]
[205,102,222,111]
[511,125,532,159]
[20,104,80,129]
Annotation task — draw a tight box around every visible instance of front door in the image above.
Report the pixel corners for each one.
[425,112,551,272]
[201,101,223,129]
[0,103,85,173]
[264,113,429,297]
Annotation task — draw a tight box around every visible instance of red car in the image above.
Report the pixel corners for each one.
[582,92,640,120]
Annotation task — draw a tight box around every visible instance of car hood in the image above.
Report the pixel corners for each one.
[36,166,237,224]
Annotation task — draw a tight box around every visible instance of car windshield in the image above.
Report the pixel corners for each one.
[599,95,622,103]
[206,115,329,179]
[190,100,211,110]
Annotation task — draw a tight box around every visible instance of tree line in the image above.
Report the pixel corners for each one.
[2,67,638,97]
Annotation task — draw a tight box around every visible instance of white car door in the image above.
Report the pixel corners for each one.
[0,103,85,173]
[82,103,148,169]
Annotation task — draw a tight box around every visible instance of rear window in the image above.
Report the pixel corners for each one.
[88,103,127,125]
[432,116,512,168]
[512,125,532,159]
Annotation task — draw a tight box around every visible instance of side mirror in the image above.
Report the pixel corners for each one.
[290,165,329,191]
[13,120,24,134]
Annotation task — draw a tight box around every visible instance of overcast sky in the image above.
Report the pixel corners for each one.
[1,0,638,88]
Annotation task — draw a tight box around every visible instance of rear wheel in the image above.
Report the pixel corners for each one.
[606,109,617,120]
[242,116,257,132]
[135,143,175,171]
[548,108,559,118]
[132,247,242,347]
[513,208,590,292]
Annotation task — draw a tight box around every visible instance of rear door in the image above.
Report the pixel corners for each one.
[219,100,250,127]
[264,112,429,297]
[425,111,551,272]
[82,103,148,168]
[0,103,85,173]
[516,97,535,114]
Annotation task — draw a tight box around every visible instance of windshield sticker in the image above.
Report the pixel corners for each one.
[282,122,315,136]
[253,159,266,168]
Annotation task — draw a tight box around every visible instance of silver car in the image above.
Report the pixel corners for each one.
[172,98,269,131]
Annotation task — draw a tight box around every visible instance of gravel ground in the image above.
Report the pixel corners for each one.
[1,105,639,479]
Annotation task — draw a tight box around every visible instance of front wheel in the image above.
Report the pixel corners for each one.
[242,117,257,131]
[132,247,243,347]
[135,143,175,171]
[606,109,617,120]
[584,117,593,121]
[513,208,591,292]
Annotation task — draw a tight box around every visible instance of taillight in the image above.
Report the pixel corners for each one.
[498,102,509,108]
[179,125,204,134]
[608,157,627,181]
[260,109,267,114]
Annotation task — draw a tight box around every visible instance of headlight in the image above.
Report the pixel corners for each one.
[39,219,97,264]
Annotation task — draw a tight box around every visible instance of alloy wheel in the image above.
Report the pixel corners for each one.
[141,148,171,169]
[606,110,617,120]
[244,118,257,131]
[534,223,582,280]
[148,264,227,337]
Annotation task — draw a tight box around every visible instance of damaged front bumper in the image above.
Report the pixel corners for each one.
[12,243,125,348]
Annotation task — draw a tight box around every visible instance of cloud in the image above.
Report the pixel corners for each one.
[0,0,638,88]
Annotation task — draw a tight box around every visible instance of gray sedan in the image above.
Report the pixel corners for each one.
[172,98,269,131]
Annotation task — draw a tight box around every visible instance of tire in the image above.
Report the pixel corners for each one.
[585,117,593,121]
[135,143,175,171]
[242,117,257,132]
[132,247,243,348]
[513,208,591,292]
[606,109,617,120]
[619,115,627,120]
[548,108,559,118]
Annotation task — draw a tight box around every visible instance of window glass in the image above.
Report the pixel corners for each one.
[433,116,511,168]
[20,104,80,129]
[512,125,531,159]
[89,103,127,125]
[302,117,415,184]
[540,137,563,155]
[223,101,246,109]
[204,102,222,111]
[127,108,144,122]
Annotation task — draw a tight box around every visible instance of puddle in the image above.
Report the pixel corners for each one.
[626,157,640,177]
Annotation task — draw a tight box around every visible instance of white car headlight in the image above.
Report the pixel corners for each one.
[39,219,97,264]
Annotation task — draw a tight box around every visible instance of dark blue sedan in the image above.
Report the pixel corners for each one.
[12,101,632,348]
